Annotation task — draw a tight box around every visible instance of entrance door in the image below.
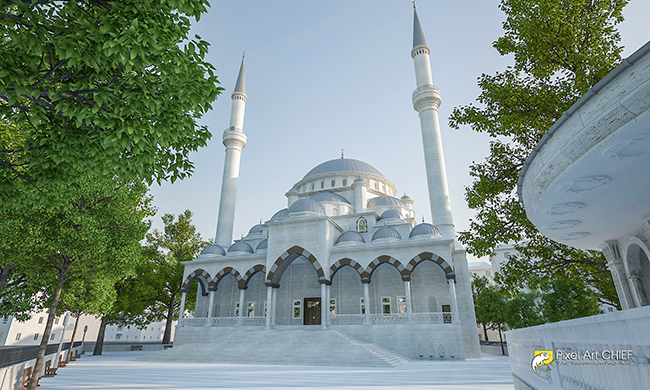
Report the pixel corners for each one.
[304,298,321,325]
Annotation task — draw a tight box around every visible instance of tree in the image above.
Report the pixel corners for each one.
[0,0,221,207]
[539,278,602,323]
[503,290,542,330]
[7,176,151,390]
[471,275,507,353]
[449,0,628,307]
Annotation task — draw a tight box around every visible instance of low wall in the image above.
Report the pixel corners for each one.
[506,306,650,390]
[0,345,82,390]
[82,342,172,353]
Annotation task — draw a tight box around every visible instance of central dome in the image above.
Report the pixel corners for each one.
[303,158,383,179]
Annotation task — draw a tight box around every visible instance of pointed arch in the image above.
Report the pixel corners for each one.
[407,252,454,275]
[180,268,211,295]
[266,245,326,284]
[330,258,365,280]
[365,255,409,282]
[211,267,244,290]
[242,264,266,288]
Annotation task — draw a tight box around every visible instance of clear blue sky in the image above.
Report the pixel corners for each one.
[149,1,650,261]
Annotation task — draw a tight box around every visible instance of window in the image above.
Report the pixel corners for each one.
[2,317,7,324]
[321,181,324,189]
[293,300,301,319]
[38,317,44,324]
[381,297,391,314]
[356,217,368,233]
[50,333,56,340]
[311,184,315,191]
[15,333,21,340]
[331,180,335,187]
[126,335,129,340]
[117,326,123,332]
[360,297,366,315]
[397,296,407,314]
[329,299,336,316]
[33,334,39,340]
[116,334,122,340]
[342,179,347,186]
[235,302,240,317]
[54,318,59,325]
[485,270,492,277]
[135,336,138,339]
[374,182,378,190]
[247,302,255,317]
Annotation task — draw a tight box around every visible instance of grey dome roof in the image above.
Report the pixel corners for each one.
[248,224,263,234]
[372,226,402,241]
[309,192,351,205]
[303,158,383,179]
[335,230,366,245]
[228,241,254,254]
[367,196,404,208]
[401,194,412,200]
[271,208,288,220]
[288,198,325,215]
[380,209,402,220]
[409,223,441,238]
[354,177,365,183]
[256,239,268,251]
[201,243,226,256]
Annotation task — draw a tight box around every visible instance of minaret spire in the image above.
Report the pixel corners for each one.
[410,7,455,238]
[215,55,249,247]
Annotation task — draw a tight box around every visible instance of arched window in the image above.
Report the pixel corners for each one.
[321,181,324,189]
[331,179,335,187]
[342,179,347,186]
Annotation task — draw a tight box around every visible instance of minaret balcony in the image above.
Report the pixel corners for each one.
[412,84,441,111]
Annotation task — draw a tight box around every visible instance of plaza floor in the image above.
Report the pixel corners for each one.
[35,351,515,390]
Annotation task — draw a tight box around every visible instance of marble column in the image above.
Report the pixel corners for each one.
[362,279,371,324]
[237,287,246,326]
[271,287,278,326]
[403,278,413,323]
[205,290,215,327]
[447,273,459,324]
[178,292,187,327]
[265,285,273,329]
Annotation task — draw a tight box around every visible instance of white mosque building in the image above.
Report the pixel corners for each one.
[169,7,481,362]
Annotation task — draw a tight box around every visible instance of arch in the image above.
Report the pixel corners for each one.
[180,268,211,295]
[622,237,650,307]
[211,267,244,290]
[266,246,326,284]
[365,255,409,282]
[243,264,267,289]
[406,252,454,275]
[330,258,365,280]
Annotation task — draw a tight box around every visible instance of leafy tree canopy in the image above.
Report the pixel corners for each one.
[450,0,628,308]
[0,0,222,207]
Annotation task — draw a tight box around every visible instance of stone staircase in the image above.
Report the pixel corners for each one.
[137,327,409,367]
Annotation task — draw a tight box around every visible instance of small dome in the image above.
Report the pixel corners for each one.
[401,194,412,200]
[354,177,365,183]
[367,196,404,208]
[201,244,226,256]
[248,224,263,234]
[409,223,441,238]
[379,209,402,220]
[256,239,268,251]
[371,226,402,241]
[228,241,254,254]
[310,192,351,205]
[335,230,366,245]
[271,208,288,220]
[288,198,325,215]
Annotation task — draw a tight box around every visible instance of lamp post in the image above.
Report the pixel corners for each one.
[81,325,88,354]
[55,314,70,367]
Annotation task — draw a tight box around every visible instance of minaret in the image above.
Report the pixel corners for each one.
[411,6,455,238]
[215,54,248,247]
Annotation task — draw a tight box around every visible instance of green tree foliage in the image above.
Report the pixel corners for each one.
[3,176,152,390]
[449,0,628,307]
[503,290,542,329]
[539,278,602,323]
[0,0,222,207]
[471,275,507,351]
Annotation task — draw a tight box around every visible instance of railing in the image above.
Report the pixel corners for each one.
[241,316,266,326]
[210,317,238,326]
[412,312,452,324]
[181,318,207,327]
[370,314,407,324]
[330,314,365,325]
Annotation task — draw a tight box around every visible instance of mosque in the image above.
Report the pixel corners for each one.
[172,7,481,361]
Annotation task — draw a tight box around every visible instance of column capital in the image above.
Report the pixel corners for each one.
[446,272,456,282]
[238,285,248,290]
[361,277,371,284]
[264,282,280,289]
[318,279,332,286]
[401,275,411,282]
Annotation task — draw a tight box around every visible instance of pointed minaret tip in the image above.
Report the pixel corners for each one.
[413,6,428,50]
[233,52,246,96]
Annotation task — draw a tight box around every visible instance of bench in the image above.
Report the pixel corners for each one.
[75,350,82,359]
[130,345,143,351]
[163,345,173,350]
[43,360,57,377]
[18,367,40,390]
[57,355,68,368]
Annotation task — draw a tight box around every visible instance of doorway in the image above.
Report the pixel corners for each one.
[304,298,321,325]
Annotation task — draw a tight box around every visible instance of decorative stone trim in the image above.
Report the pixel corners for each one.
[407,252,453,275]
[330,258,364,280]
[210,267,244,290]
[242,264,266,288]
[365,255,409,282]
[180,269,211,294]
[266,245,326,284]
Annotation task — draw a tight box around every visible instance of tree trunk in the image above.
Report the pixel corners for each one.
[28,266,68,390]
[498,324,505,356]
[66,315,80,363]
[482,323,489,341]
[0,263,15,290]
[162,295,175,344]
[93,316,107,355]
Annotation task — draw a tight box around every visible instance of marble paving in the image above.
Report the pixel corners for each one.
[37,351,514,389]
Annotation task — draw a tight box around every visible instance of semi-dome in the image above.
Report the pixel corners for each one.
[287,198,325,215]
[201,243,226,256]
[335,230,366,245]
[271,208,288,220]
[309,192,351,205]
[371,226,402,241]
[367,196,404,208]
[379,209,402,220]
[228,241,254,254]
[303,158,383,179]
[248,224,263,234]
[256,239,268,251]
[409,223,441,238]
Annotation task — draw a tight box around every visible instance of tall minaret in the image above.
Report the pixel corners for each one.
[411,6,455,238]
[215,54,248,247]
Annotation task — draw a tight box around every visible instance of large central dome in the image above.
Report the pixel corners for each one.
[302,158,384,179]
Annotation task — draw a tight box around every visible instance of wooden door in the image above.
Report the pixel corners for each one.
[304,298,321,325]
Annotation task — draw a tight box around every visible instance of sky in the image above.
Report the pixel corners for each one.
[148,1,650,262]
